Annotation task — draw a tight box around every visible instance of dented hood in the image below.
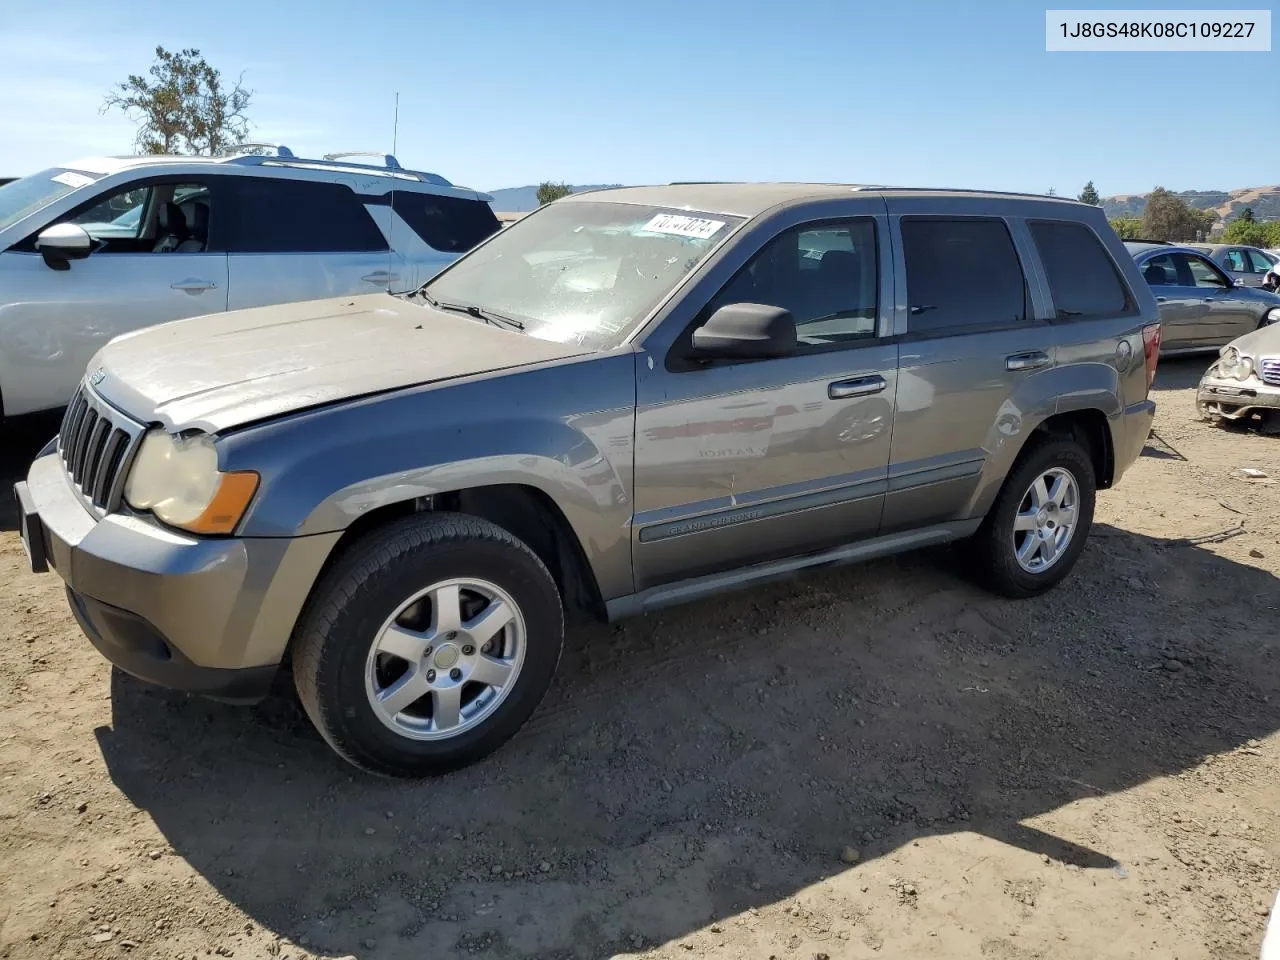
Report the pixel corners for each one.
[90,293,591,433]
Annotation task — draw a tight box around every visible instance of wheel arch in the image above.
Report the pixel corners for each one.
[294,483,607,643]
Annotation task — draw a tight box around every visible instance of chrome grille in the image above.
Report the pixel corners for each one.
[1260,358,1280,387]
[57,383,145,513]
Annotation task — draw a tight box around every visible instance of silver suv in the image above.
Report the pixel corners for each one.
[0,145,499,416]
[15,183,1160,777]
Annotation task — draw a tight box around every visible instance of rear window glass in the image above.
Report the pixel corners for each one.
[1029,220,1132,319]
[901,217,1028,333]
[391,192,500,253]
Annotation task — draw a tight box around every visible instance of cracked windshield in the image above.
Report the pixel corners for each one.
[421,202,742,347]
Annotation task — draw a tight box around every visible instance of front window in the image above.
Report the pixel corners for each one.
[0,168,101,233]
[421,201,742,348]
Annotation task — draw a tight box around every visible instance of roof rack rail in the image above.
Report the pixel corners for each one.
[1124,238,1173,245]
[323,151,403,171]
[219,142,295,158]
[225,151,454,187]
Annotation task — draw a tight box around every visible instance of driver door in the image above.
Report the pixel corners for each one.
[631,213,897,591]
[1184,252,1258,346]
[0,176,228,415]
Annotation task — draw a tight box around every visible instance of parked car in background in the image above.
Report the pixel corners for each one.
[16,183,1161,776]
[1197,322,1280,429]
[1183,243,1278,287]
[1127,242,1280,354]
[0,145,500,417]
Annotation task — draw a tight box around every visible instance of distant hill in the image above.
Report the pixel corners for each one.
[485,184,623,212]
[1101,186,1280,225]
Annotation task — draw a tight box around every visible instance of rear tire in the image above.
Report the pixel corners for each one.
[969,438,1096,599]
[292,512,564,777]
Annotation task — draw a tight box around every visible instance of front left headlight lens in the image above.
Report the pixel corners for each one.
[124,430,259,534]
[1263,307,1280,327]
[1217,348,1254,381]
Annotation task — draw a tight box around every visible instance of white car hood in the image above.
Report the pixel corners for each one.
[90,293,591,433]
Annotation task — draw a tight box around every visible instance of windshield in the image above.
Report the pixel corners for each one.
[0,168,100,234]
[422,201,742,348]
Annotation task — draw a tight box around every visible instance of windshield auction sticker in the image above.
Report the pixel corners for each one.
[51,171,96,189]
[642,214,726,240]
[1047,9,1271,50]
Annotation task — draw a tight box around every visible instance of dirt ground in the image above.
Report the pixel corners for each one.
[2,357,1279,960]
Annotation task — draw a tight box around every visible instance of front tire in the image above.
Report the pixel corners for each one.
[969,438,1096,599]
[292,513,564,777]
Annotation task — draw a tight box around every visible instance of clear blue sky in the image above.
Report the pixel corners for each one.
[2,0,1276,196]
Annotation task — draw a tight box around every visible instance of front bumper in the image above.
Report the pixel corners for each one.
[15,451,339,701]
[1197,375,1280,421]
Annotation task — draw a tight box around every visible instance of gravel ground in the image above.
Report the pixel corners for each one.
[1,356,1278,960]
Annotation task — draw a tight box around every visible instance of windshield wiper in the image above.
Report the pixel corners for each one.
[419,291,525,331]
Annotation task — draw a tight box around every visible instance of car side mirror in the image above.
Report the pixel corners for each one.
[35,223,92,271]
[690,303,797,361]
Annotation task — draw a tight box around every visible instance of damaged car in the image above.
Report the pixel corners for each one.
[1197,323,1280,430]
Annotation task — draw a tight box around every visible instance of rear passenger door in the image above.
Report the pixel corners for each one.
[881,210,1058,533]
[1139,252,1202,350]
[222,176,404,309]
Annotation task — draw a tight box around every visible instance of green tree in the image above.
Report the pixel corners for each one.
[1046,187,1057,197]
[1140,187,1214,241]
[537,182,572,205]
[1109,218,1144,240]
[1239,206,1255,223]
[1078,181,1100,205]
[103,46,252,155]
[1221,218,1271,247]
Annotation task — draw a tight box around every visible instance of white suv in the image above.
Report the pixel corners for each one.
[0,146,500,416]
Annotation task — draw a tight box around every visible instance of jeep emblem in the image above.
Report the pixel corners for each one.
[89,368,106,386]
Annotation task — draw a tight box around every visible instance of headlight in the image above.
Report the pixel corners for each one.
[1217,348,1254,381]
[1264,307,1280,327]
[124,430,259,534]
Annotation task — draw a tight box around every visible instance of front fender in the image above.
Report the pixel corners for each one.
[219,353,637,600]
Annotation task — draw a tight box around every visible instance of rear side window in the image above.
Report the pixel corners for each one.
[901,217,1027,333]
[1029,220,1132,319]
[391,192,500,252]
[223,178,388,253]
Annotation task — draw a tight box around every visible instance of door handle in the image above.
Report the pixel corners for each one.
[1006,351,1050,372]
[362,271,399,284]
[828,375,886,399]
[170,279,217,294]
[1155,296,1169,302]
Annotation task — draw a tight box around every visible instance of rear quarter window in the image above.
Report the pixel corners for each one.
[391,192,500,253]
[1029,220,1134,319]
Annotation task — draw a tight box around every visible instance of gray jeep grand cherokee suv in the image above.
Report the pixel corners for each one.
[15,183,1161,777]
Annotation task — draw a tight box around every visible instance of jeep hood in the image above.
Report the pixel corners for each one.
[90,294,591,433]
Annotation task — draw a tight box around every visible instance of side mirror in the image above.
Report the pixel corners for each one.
[35,223,92,271]
[690,303,796,361]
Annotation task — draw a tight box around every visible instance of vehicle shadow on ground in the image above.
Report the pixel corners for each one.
[1151,355,1211,393]
[94,522,1280,959]
[0,411,62,533]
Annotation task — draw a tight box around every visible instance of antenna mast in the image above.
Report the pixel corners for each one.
[392,92,400,155]
[387,92,400,291]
